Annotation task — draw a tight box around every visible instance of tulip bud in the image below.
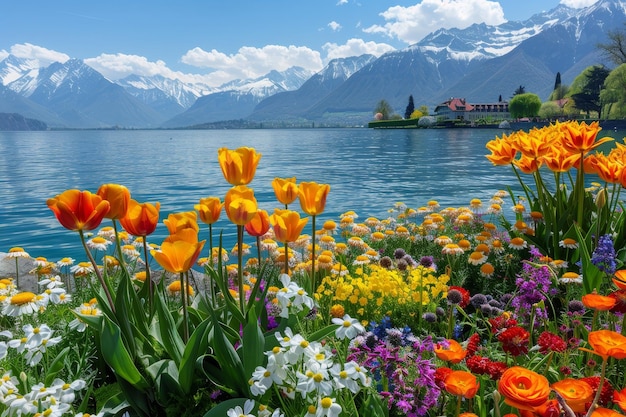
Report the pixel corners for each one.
[595,188,607,210]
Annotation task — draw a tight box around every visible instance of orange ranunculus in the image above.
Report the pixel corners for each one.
[245,209,270,237]
[151,228,205,274]
[194,197,223,225]
[614,387,626,412]
[559,120,613,155]
[120,199,160,237]
[47,189,111,231]
[614,270,626,290]
[591,408,626,417]
[224,185,258,226]
[551,378,594,413]
[96,184,130,220]
[443,370,479,399]
[582,293,617,311]
[485,134,518,165]
[270,209,309,244]
[272,177,299,205]
[164,211,199,235]
[217,147,261,186]
[498,366,551,411]
[586,330,626,360]
[298,181,331,216]
[434,339,467,364]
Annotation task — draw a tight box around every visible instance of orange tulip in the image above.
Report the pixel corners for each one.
[272,177,299,205]
[582,293,617,311]
[540,147,580,173]
[120,199,160,237]
[218,147,261,186]
[96,184,130,219]
[194,197,223,225]
[151,228,205,274]
[245,209,270,237]
[551,378,594,413]
[270,209,308,243]
[498,366,551,411]
[559,120,613,155]
[224,185,258,225]
[434,339,467,364]
[164,211,199,235]
[298,181,331,216]
[47,189,110,231]
[512,154,541,174]
[510,128,553,160]
[586,330,626,360]
[485,134,518,165]
[443,370,479,399]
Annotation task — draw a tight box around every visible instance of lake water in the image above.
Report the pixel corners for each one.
[0,127,611,264]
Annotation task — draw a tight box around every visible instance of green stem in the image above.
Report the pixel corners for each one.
[256,235,262,270]
[584,357,607,417]
[208,224,213,263]
[79,230,115,313]
[576,151,585,227]
[142,238,153,313]
[311,215,317,293]
[237,225,245,315]
[283,241,289,275]
[180,272,189,342]
[14,258,19,289]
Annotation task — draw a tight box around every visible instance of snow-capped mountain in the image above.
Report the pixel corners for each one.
[248,55,377,122]
[0,0,624,128]
[297,0,623,123]
[161,66,314,128]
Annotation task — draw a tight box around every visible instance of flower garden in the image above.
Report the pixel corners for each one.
[2,121,626,417]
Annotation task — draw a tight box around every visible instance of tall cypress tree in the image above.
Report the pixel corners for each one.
[404,95,415,119]
[554,72,562,91]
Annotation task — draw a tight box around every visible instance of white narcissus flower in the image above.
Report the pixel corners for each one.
[226,399,255,417]
[332,314,365,340]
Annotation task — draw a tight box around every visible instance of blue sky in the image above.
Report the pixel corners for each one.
[0,0,598,87]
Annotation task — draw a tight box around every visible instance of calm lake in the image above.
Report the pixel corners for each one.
[0,127,614,264]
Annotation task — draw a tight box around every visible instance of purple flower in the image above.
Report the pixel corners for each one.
[591,234,617,275]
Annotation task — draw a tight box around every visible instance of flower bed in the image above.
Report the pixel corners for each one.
[2,121,626,416]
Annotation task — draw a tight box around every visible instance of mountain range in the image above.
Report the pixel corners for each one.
[0,0,622,129]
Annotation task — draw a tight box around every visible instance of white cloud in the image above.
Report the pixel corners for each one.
[336,0,348,4]
[322,38,395,61]
[328,21,342,31]
[560,0,597,7]
[180,45,324,84]
[9,43,69,66]
[364,0,506,45]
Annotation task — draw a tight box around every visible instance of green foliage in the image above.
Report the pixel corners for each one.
[538,101,562,119]
[373,99,394,120]
[568,65,610,117]
[404,95,415,119]
[509,93,541,118]
[601,63,626,118]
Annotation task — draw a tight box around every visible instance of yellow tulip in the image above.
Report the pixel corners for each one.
[194,197,224,225]
[224,185,258,225]
[298,181,331,216]
[272,177,299,205]
[270,209,308,243]
[96,183,131,220]
[218,147,261,186]
[151,228,205,274]
[164,211,199,235]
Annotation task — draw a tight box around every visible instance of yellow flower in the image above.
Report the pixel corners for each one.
[217,147,261,186]
[298,182,331,216]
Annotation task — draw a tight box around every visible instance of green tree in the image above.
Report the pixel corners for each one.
[549,84,570,101]
[600,63,626,118]
[417,105,429,116]
[554,72,562,91]
[513,85,526,96]
[509,93,542,118]
[569,65,610,118]
[538,101,561,120]
[597,24,626,66]
[374,99,394,120]
[404,95,415,119]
